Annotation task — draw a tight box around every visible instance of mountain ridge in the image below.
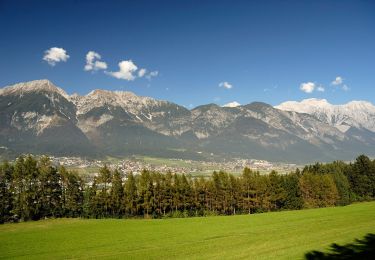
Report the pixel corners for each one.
[3,80,373,113]
[1,79,374,163]
[276,98,375,133]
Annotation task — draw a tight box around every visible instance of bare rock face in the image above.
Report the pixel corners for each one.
[0,79,374,163]
[276,98,375,133]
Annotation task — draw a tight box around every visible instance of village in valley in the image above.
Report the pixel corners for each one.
[48,155,299,177]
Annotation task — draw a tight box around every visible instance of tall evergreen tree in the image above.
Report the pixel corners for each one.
[348,155,373,199]
[282,173,303,210]
[0,161,13,223]
[268,171,286,210]
[61,168,84,217]
[97,164,112,217]
[138,170,153,218]
[38,156,62,218]
[110,169,124,217]
[161,172,173,216]
[123,172,137,216]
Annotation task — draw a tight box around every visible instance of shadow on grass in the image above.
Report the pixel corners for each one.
[305,233,375,260]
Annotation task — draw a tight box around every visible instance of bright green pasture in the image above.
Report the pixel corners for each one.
[1,202,375,259]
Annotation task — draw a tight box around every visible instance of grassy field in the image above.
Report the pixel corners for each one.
[1,202,375,259]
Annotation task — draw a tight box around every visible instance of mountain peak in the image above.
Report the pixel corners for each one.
[192,103,221,111]
[275,98,330,110]
[299,98,330,106]
[275,99,375,133]
[0,79,69,99]
[74,87,166,116]
[276,99,375,111]
[245,101,273,110]
[346,100,375,109]
[301,98,329,103]
[88,88,153,99]
[1,79,375,162]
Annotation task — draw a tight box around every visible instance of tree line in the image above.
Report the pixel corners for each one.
[1,155,375,223]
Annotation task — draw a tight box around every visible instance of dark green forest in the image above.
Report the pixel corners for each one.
[1,155,375,223]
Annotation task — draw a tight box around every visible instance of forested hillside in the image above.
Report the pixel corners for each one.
[1,155,375,223]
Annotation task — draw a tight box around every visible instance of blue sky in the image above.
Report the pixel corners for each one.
[0,0,374,107]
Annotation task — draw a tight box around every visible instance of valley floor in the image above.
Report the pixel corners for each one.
[1,202,375,259]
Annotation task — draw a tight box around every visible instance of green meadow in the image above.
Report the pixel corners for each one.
[1,201,375,259]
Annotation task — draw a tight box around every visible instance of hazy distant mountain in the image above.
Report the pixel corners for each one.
[0,80,374,163]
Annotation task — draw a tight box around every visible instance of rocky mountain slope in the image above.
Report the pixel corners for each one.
[276,98,375,151]
[276,98,375,133]
[0,80,374,163]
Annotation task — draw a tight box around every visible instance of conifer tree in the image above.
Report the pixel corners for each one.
[123,172,137,216]
[97,164,112,217]
[110,169,124,217]
[138,170,153,218]
[0,161,13,223]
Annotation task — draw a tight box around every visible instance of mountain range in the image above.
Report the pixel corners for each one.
[1,79,374,163]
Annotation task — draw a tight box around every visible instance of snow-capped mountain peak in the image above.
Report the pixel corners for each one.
[1,79,375,162]
[275,99,375,133]
[346,100,375,110]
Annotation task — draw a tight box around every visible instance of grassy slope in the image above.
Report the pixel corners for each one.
[1,202,375,259]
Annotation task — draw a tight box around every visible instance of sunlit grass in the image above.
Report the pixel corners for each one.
[1,202,375,259]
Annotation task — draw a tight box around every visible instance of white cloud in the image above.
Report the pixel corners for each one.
[330,76,350,91]
[317,86,325,92]
[146,70,159,80]
[150,71,158,77]
[300,82,315,93]
[219,81,233,89]
[223,101,241,107]
[106,60,138,81]
[138,68,147,77]
[95,61,107,70]
[84,51,107,71]
[104,58,157,81]
[150,70,159,77]
[342,84,350,91]
[43,47,70,66]
[331,76,343,85]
